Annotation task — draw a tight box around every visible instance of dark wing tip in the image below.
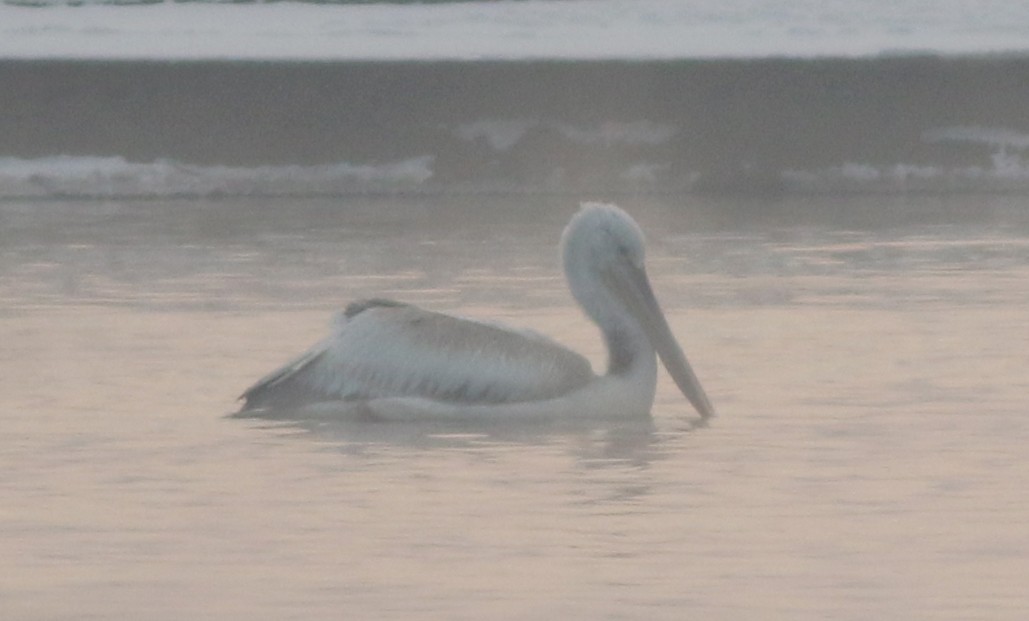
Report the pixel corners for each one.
[236,347,330,412]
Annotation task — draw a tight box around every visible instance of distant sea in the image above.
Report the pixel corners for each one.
[2,0,1029,198]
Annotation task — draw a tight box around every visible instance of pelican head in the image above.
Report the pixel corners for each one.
[561,202,715,419]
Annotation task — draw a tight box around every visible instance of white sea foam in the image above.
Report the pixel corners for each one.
[5,152,1029,198]
[924,126,1029,179]
[782,160,1029,193]
[3,0,1029,61]
[781,126,1029,192]
[924,126,1029,151]
[0,155,434,198]
[6,124,1029,198]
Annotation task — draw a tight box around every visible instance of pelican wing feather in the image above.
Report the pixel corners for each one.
[240,300,594,412]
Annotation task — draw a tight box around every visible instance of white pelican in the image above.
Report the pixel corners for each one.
[238,203,715,421]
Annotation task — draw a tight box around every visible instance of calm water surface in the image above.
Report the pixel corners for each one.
[2,195,1028,620]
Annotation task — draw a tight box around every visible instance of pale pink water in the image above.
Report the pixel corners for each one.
[2,196,1027,619]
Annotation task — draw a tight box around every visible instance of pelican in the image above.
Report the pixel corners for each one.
[238,203,715,421]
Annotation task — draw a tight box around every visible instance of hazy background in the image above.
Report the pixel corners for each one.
[2,1,1028,619]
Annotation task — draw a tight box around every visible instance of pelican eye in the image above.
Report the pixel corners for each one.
[614,241,641,267]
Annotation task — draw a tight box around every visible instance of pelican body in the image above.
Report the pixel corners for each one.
[239,203,714,421]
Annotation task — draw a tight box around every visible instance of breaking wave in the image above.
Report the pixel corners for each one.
[2,149,1028,199]
[4,58,1029,198]
[0,155,434,199]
